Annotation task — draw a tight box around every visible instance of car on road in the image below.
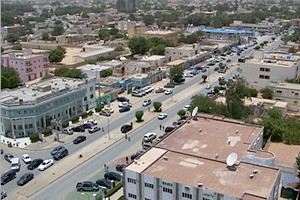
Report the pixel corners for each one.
[201,69,207,73]
[27,158,43,170]
[226,59,231,62]
[218,76,225,81]
[1,190,7,199]
[121,124,133,133]
[158,113,168,120]
[165,89,172,95]
[207,91,215,98]
[155,87,165,93]
[205,84,211,90]
[118,102,132,108]
[51,146,65,156]
[1,170,16,185]
[142,99,152,107]
[191,70,199,75]
[72,125,85,132]
[22,154,31,164]
[144,86,154,93]
[82,123,93,129]
[96,178,112,189]
[88,126,101,133]
[99,110,111,116]
[143,132,157,142]
[85,119,97,125]
[119,106,130,113]
[183,104,191,111]
[38,159,54,171]
[104,172,122,181]
[164,82,175,88]
[184,73,193,78]
[62,128,73,135]
[73,136,86,144]
[17,173,34,186]
[53,148,68,161]
[4,154,14,163]
[76,181,99,192]
[116,164,126,172]
[117,97,129,102]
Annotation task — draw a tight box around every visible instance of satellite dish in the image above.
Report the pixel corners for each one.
[192,106,198,117]
[226,152,237,166]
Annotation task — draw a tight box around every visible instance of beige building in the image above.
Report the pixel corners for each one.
[230,20,278,33]
[116,20,136,33]
[165,44,200,61]
[56,34,96,45]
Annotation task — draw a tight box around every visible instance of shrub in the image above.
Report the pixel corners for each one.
[255,46,260,50]
[153,102,162,112]
[30,133,40,143]
[88,110,93,116]
[248,88,258,97]
[71,116,79,123]
[62,122,69,128]
[105,181,123,198]
[43,128,53,137]
[135,110,144,122]
[261,88,273,99]
[213,86,220,94]
[202,75,207,82]
[177,109,186,119]
[80,112,89,119]
[95,105,103,112]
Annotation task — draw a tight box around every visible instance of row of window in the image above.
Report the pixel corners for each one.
[259,75,270,79]
[259,67,271,72]
[13,124,33,130]
[13,59,48,65]
[127,191,193,199]
[276,90,299,96]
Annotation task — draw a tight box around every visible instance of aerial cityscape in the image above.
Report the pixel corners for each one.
[1,0,300,200]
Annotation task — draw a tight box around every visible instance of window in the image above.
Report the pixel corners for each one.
[259,75,270,79]
[84,97,87,101]
[29,124,33,128]
[163,187,172,194]
[277,90,282,94]
[145,198,151,200]
[295,93,299,96]
[18,125,22,130]
[265,68,270,72]
[294,101,298,104]
[260,68,265,71]
[182,193,192,199]
[90,94,94,99]
[24,110,28,114]
[127,178,136,184]
[128,193,136,199]
[145,183,153,188]
[90,87,93,92]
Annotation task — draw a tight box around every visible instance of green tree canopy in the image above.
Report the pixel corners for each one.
[142,14,155,26]
[177,109,186,119]
[54,66,86,79]
[128,37,149,55]
[153,102,162,112]
[48,46,66,63]
[135,110,144,122]
[52,25,64,36]
[1,67,21,89]
[261,88,273,99]
[5,33,20,43]
[42,32,50,40]
[190,95,217,114]
[202,75,207,82]
[170,66,184,83]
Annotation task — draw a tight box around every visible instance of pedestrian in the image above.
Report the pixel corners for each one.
[148,107,150,112]
[159,124,162,130]
[162,125,165,131]
[126,156,129,164]
[102,127,104,132]
[104,164,108,173]
[128,136,131,142]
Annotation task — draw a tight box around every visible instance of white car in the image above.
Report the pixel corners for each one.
[142,99,152,107]
[38,159,54,171]
[205,84,211,90]
[183,105,191,111]
[88,126,101,133]
[165,89,173,95]
[158,113,168,120]
[85,119,97,125]
[184,73,193,78]
[118,102,132,108]
[22,154,31,164]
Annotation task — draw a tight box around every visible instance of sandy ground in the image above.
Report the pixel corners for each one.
[61,47,83,65]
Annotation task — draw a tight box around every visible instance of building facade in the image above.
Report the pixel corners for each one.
[1,49,50,83]
[202,28,253,42]
[116,21,136,33]
[116,0,136,12]
[0,78,96,139]
[229,20,278,33]
[123,115,281,200]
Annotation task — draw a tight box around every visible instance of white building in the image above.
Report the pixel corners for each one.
[165,44,200,62]
[123,114,281,200]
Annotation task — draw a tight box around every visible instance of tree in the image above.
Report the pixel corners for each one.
[190,95,217,114]
[202,75,207,82]
[150,44,166,55]
[135,111,144,122]
[271,37,275,41]
[54,66,69,76]
[12,44,22,50]
[170,66,184,83]
[98,29,111,41]
[261,88,273,99]
[48,46,66,63]
[1,67,21,89]
[259,108,283,142]
[101,69,113,77]
[5,33,20,43]
[52,25,64,36]
[114,46,124,52]
[42,32,50,40]
[213,86,220,94]
[142,14,155,26]
[41,74,54,80]
[54,67,86,79]
[128,37,149,55]
[248,88,258,97]
[177,109,186,119]
[153,102,162,112]
[254,46,260,50]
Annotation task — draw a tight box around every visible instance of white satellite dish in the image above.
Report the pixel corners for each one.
[192,106,198,117]
[226,152,237,166]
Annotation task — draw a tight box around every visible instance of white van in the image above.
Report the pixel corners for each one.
[143,132,157,142]
[11,158,20,171]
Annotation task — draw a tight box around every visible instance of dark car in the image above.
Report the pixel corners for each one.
[116,164,126,172]
[226,59,231,62]
[214,67,219,71]
[53,148,68,161]
[73,136,86,144]
[76,181,99,192]
[4,154,14,163]
[99,110,111,116]
[17,173,34,186]
[131,151,144,160]
[27,158,43,170]
[96,178,112,189]
[201,69,207,73]
[104,172,122,181]
[1,170,16,185]
[195,66,203,70]
[51,146,65,156]
[117,97,129,102]
[121,124,133,133]
[72,125,85,132]
[82,123,93,129]
[118,88,125,94]
[1,190,7,199]
[165,126,176,133]
[164,82,175,88]
[119,106,130,113]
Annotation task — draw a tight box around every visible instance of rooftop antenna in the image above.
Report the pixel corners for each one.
[192,106,198,120]
[226,152,237,167]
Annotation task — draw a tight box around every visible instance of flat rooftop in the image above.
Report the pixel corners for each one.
[166,59,186,66]
[144,30,177,35]
[77,64,112,71]
[244,59,297,67]
[77,48,114,58]
[202,28,253,34]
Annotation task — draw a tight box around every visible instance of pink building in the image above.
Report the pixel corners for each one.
[1,49,49,83]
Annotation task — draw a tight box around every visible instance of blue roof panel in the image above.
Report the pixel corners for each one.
[202,28,253,34]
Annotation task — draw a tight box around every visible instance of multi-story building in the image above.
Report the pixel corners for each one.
[268,82,300,111]
[229,20,279,33]
[239,58,299,89]
[1,49,50,83]
[56,34,96,45]
[202,28,253,42]
[123,114,280,200]
[1,24,27,38]
[0,78,96,139]
[124,61,154,75]
[116,21,136,33]
[116,0,136,12]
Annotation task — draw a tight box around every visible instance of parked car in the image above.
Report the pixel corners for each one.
[214,67,219,71]
[1,190,7,199]
[21,154,31,164]
[207,92,215,98]
[121,124,133,133]
[164,82,175,88]
[1,170,16,185]
[205,84,211,90]
[53,148,68,161]
[104,172,122,181]
[158,113,168,120]
[99,110,111,116]
[118,102,132,108]
[117,97,129,102]
[165,89,172,95]
[88,126,101,133]
[143,132,157,142]
[142,99,152,107]
[119,106,130,113]
[131,150,145,160]
[201,69,207,73]
[4,154,14,163]
[38,159,54,171]
[85,119,97,125]
[116,164,126,172]
[218,76,225,81]
[82,123,93,129]
[51,146,65,156]
[27,158,43,170]
[62,128,73,135]
[118,88,125,94]
[131,90,143,97]
[101,107,114,113]
[184,73,193,78]
[17,173,34,186]
[226,59,231,62]
[76,181,99,192]
[72,125,85,132]
[96,178,112,189]
[165,126,176,133]
[183,104,191,111]
[155,87,165,93]
[73,136,86,144]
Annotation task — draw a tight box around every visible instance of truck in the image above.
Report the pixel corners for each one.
[11,158,20,172]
